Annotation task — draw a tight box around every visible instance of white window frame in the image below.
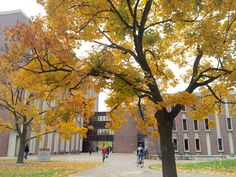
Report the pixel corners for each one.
[183,138,190,152]
[172,119,177,132]
[195,138,201,152]
[226,118,233,131]
[181,106,186,112]
[204,119,210,131]
[217,138,224,152]
[182,118,188,131]
[173,138,178,152]
[193,119,199,131]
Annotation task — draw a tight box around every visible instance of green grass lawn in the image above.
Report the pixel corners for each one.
[0,160,102,177]
[149,159,236,176]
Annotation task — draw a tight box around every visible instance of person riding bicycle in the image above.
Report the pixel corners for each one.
[136,144,144,165]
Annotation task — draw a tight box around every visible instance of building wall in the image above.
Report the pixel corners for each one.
[113,115,137,153]
[112,107,236,156]
[145,108,236,156]
[0,10,29,46]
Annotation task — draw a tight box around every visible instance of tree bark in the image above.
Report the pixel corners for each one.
[16,136,26,163]
[157,112,177,177]
[16,123,27,164]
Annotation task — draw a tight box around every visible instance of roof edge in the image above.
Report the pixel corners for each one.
[0,9,30,21]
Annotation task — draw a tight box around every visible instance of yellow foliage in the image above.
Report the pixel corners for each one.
[208,120,216,128]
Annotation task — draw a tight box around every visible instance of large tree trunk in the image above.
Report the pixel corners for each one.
[16,123,27,164]
[17,136,26,163]
[157,112,177,177]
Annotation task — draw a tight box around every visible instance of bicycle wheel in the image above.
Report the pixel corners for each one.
[141,159,144,168]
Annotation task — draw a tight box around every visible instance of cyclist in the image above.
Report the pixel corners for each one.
[136,144,144,167]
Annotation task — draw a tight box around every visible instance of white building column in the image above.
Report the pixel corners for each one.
[7,132,17,157]
[29,132,36,154]
[66,140,70,152]
[60,138,65,152]
[205,133,211,155]
[53,133,59,153]
[75,134,79,151]
[47,133,53,152]
[71,134,75,151]
[224,102,235,154]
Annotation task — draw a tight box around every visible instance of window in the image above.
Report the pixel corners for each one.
[181,106,186,112]
[226,118,233,131]
[195,139,201,151]
[98,116,107,121]
[182,119,188,131]
[173,138,178,152]
[97,129,113,135]
[204,119,210,131]
[217,138,224,151]
[193,120,199,131]
[172,119,177,131]
[184,138,189,151]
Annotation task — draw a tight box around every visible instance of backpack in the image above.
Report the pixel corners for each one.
[137,147,144,155]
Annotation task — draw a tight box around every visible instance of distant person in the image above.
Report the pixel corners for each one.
[102,145,107,162]
[144,146,149,159]
[88,147,92,155]
[110,146,113,153]
[136,144,144,167]
[96,147,99,152]
[106,146,110,156]
[24,143,29,159]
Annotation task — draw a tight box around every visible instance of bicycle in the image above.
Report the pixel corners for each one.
[137,155,144,168]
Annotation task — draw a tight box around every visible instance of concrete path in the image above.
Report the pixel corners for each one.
[67,153,234,177]
[2,153,234,177]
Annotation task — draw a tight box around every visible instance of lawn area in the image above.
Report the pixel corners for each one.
[0,160,102,177]
[149,159,236,176]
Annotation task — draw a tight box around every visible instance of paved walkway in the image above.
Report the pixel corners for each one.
[66,153,233,177]
[2,153,234,177]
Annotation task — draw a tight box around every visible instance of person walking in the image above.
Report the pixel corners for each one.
[102,145,107,162]
[144,146,149,159]
[24,143,29,159]
[88,147,92,155]
[106,146,110,156]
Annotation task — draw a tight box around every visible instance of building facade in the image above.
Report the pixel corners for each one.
[83,112,114,152]
[112,104,236,156]
[0,10,99,157]
[84,102,236,156]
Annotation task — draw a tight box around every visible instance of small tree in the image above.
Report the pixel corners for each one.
[0,20,94,163]
[0,70,92,163]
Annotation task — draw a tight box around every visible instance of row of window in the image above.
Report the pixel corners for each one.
[173,118,233,131]
[173,137,224,152]
[97,129,114,135]
[172,106,186,112]
[97,116,107,122]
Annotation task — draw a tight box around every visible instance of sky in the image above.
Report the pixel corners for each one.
[0,0,45,17]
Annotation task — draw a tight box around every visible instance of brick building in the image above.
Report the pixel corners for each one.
[0,10,99,157]
[112,103,236,156]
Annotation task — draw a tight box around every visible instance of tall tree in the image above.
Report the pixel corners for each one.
[8,1,236,176]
